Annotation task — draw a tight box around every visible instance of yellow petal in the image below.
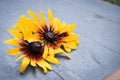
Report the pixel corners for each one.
[27,37,40,43]
[13,25,24,32]
[20,14,43,32]
[60,24,76,33]
[53,18,58,27]
[53,19,62,32]
[30,60,36,67]
[42,45,49,58]
[27,10,42,26]
[17,20,26,30]
[64,40,79,45]
[56,21,62,32]
[19,15,32,30]
[48,47,58,55]
[7,48,21,55]
[39,10,46,25]
[63,34,79,42]
[20,15,39,32]
[45,56,60,64]
[23,32,33,40]
[68,24,76,32]
[51,18,59,30]
[64,46,71,53]
[48,9,53,26]
[4,39,20,46]
[63,42,77,49]
[62,52,71,59]
[46,48,60,64]
[15,54,24,62]
[41,60,52,71]
[8,30,22,39]
[54,48,71,59]
[37,60,47,74]
[73,40,80,44]
[19,57,30,73]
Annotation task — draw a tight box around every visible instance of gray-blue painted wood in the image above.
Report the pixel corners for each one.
[0,0,120,80]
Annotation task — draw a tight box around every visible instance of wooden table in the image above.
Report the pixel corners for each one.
[0,0,120,80]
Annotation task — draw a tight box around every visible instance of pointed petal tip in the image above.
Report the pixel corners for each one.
[19,69,24,73]
[20,15,26,19]
[48,8,51,11]
[56,61,60,65]
[73,23,76,26]
[19,57,30,73]
[68,56,72,59]
[38,9,42,12]
[48,8,52,14]
[3,40,7,44]
[26,9,30,13]
[26,10,33,15]
[44,71,47,74]
[48,66,53,71]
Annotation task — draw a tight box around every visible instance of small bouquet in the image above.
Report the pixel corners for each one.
[4,9,79,73]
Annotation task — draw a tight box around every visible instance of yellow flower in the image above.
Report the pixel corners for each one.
[4,38,60,73]
[10,9,79,59]
[23,9,79,58]
[4,9,79,73]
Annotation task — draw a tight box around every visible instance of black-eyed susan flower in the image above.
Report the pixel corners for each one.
[4,9,79,73]
[21,9,79,58]
[4,38,60,73]
[10,9,79,59]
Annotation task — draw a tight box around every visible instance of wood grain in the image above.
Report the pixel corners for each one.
[0,0,120,80]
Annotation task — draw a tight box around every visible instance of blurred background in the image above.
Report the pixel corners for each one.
[0,0,120,80]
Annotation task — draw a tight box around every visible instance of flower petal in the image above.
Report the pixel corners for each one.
[8,30,22,39]
[63,42,77,49]
[26,36,40,43]
[63,34,79,42]
[19,57,30,73]
[64,46,71,53]
[20,15,39,32]
[59,24,76,34]
[62,52,71,59]
[4,39,20,46]
[7,48,21,55]
[37,60,47,74]
[27,10,42,26]
[45,56,60,64]
[15,54,24,62]
[30,60,36,67]
[13,25,24,32]
[54,48,71,59]
[72,40,80,44]
[39,10,46,25]
[41,60,52,71]
[53,19,62,32]
[67,24,76,32]
[48,9,53,26]
[42,45,49,58]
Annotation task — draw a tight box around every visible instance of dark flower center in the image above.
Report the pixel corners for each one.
[28,41,43,53]
[20,41,44,61]
[45,31,54,41]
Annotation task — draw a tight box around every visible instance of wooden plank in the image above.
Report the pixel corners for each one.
[54,36,120,80]
[0,30,62,80]
[56,0,120,55]
[0,0,120,80]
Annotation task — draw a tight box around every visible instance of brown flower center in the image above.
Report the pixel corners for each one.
[28,41,43,53]
[45,31,54,41]
[20,41,44,61]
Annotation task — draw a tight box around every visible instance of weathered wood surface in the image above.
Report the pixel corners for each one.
[0,0,120,80]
